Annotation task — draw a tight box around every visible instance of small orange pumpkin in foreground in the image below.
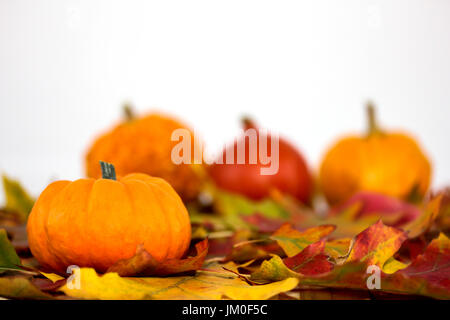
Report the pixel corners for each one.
[85,106,204,202]
[319,103,431,205]
[27,161,191,273]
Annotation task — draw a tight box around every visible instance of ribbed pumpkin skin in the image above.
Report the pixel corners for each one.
[85,113,203,201]
[319,132,431,205]
[27,173,191,273]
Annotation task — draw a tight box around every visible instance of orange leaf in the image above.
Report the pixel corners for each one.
[107,239,208,277]
[346,220,407,268]
[271,223,336,257]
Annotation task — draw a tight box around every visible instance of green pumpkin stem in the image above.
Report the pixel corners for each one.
[100,161,117,180]
[367,101,381,136]
[123,103,135,121]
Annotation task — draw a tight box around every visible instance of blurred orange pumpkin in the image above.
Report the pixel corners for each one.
[85,106,204,201]
[27,161,191,273]
[319,103,431,205]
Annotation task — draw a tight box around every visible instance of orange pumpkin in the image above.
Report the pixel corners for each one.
[85,106,204,202]
[319,103,431,205]
[27,161,191,273]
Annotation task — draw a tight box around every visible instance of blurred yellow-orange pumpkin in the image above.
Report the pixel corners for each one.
[319,103,431,205]
[27,161,191,273]
[85,106,204,201]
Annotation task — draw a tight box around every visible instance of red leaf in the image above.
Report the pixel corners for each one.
[330,191,421,226]
[347,220,407,267]
[385,233,450,298]
[283,240,333,275]
[242,213,285,233]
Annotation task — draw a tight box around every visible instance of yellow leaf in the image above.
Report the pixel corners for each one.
[325,238,352,261]
[404,195,442,239]
[250,255,298,282]
[382,257,408,274]
[346,220,407,268]
[40,271,65,283]
[271,224,336,257]
[62,263,298,300]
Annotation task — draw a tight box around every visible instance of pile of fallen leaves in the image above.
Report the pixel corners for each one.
[1,175,450,300]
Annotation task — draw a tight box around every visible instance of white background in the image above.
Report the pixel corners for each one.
[1,0,450,202]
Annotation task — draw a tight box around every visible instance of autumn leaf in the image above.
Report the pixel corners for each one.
[382,256,408,274]
[40,271,65,283]
[250,255,298,282]
[270,223,336,257]
[324,238,352,261]
[346,220,407,268]
[270,192,403,238]
[251,240,333,282]
[2,175,34,222]
[434,188,450,232]
[0,276,53,300]
[225,240,275,263]
[252,221,450,299]
[0,228,21,273]
[242,213,285,233]
[329,191,421,227]
[382,233,450,299]
[211,187,289,229]
[283,240,334,275]
[107,239,209,277]
[403,195,442,238]
[62,262,299,300]
[252,221,408,288]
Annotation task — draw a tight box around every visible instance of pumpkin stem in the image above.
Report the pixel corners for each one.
[367,101,381,136]
[241,116,258,131]
[123,103,135,121]
[100,161,117,180]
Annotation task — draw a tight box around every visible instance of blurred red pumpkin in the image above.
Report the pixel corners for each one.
[208,118,312,204]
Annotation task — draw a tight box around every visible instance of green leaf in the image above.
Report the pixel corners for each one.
[0,277,53,299]
[0,229,21,273]
[2,175,34,221]
[212,189,289,229]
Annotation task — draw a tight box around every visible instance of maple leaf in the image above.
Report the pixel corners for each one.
[62,262,299,300]
[382,233,450,299]
[283,240,334,275]
[250,255,298,282]
[251,221,408,285]
[107,239,208,277]
[271,223,336,257]
[403,195,442,238]
[251,240,334,282]
[346,220,407,268]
